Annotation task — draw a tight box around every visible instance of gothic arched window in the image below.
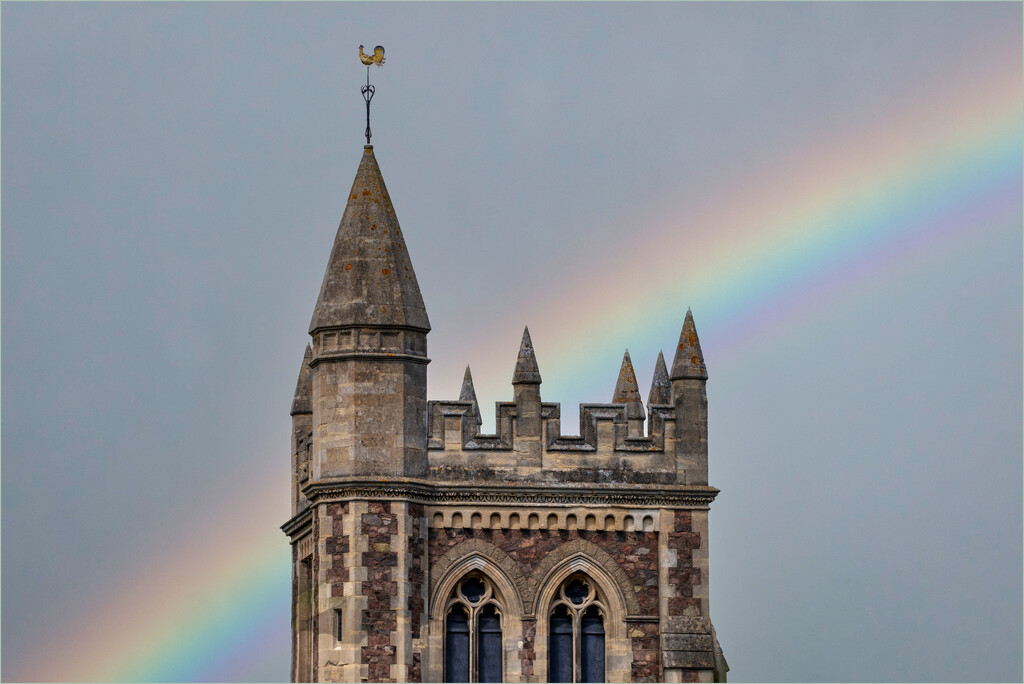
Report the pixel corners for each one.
[548,576,606,683]
[444,574,504,683]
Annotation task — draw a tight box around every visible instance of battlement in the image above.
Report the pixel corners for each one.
[422,318,709,487]
[426,399,678,484]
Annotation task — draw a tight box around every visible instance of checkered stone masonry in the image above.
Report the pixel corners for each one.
[325,503,351,594]
[362,502,398,682]
[668,511,701,617]
[630,621,661,682]
[407,503,427,682]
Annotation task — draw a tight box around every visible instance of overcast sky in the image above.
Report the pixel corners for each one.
[2,3,1021,682]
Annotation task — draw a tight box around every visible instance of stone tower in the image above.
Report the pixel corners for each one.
[283,142,728,683]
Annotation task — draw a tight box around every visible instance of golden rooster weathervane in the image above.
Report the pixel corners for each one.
[359,45,385,67]
[358,45,385,145]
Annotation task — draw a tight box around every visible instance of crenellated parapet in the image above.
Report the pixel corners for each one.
[426,314,709,486]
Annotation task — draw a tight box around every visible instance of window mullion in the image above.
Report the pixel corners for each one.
[573,609,581,684]
[469,605,478,683]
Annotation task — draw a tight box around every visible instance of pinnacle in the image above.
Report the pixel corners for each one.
[612,349,642,405]
[309,145,430,334]
[648,350,672,404]
[459,365,482,426]
[670,308,708,380]
[512,326,542,384]
[290,344,313,415]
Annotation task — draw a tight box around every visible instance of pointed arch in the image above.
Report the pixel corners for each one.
[428,539,528,683]
[529,538,642,616]
[531,541,636,683]
[429,538,530,618]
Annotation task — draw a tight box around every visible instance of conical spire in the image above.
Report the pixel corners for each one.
[612,350,642,404]
[309,146,430,334]
[648,350,672,404]
[459,365,483,426]
[512,326,542,384]
[670,308,708,380]
[290,344,313,415]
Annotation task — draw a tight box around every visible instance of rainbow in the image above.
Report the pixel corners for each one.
[16,34,1020,684]
[442,39,1023,419]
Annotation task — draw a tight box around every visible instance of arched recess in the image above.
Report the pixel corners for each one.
[531,541,638,683]
[427,540,528,683]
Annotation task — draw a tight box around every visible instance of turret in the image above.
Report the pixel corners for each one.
[306,145,430,479]
[511,326,543,469]
[670,308,709,484]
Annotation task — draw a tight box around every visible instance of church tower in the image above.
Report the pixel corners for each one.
[283,57,727,683]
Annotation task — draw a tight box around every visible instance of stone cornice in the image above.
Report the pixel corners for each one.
[309,352,430,367]
[297,478,718,509]
[281,507,313,537]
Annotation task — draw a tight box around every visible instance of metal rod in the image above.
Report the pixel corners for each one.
[361,65,375,145]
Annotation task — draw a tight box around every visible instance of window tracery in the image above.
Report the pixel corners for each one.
[444,574,504,683]
[548,576,606,683]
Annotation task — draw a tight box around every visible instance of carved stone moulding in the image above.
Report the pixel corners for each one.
[426,506,661,533]
[298,479,718,510]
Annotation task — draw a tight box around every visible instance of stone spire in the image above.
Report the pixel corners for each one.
[309,145,430,334]
[648,350,671,405]
[670,308,708,380]
[512,326,542,385]
[612,350,642,404]
[459,365,483,426]
[290,344,313,415]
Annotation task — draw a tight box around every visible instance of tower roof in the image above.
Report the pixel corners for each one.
[670,308,708,380]
[309,145,430,334]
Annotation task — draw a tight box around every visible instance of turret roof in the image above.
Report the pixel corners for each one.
[309,146,430,334]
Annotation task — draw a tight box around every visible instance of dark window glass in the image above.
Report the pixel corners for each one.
[580,606,605,683]
[335,609,343,642]
[549,605,574,683]
[565,579,588,605]
[446,605,470,683]
[478,604,503,682]
[460,577,486,603]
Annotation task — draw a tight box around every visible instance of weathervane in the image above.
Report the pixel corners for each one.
[358,45,386,144]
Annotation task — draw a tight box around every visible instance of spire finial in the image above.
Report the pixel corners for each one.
[612,349,643,405]
[512,326,542,385]
[648,350,672,405]
[459,365,483,426]
[358,45,386,145]
[670,308,708,380]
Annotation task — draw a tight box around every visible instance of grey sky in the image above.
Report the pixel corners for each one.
[2,2,1021,682]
